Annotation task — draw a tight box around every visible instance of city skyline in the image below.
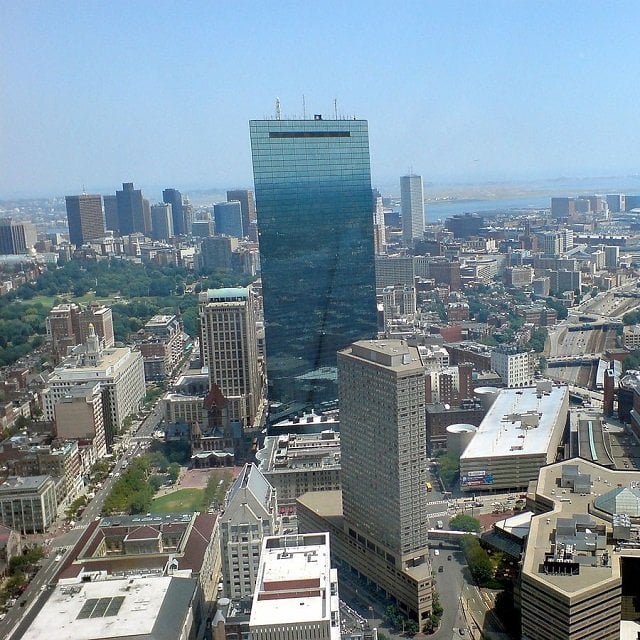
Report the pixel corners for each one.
[4,2,640,197]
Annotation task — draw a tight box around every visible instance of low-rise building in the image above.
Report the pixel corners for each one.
[0,475,58,533]
[58,512,221,606]
[491,345,535,387]
[257,431,341,511]
[42,326,145,450]
[249,532,340,640]
[519,458,640,640]
[460,383,569,492]
[138,314,185,381]
[22,575,201,640]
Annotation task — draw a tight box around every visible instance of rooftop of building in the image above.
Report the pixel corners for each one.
[48,345,138,380]
[521,458,640,596]
[145,314,177,327]
[22,575,197,640]
[341,340,426,373]
[226,464,273,512]
[0,475,52,492]
[460,384,568,460]
[250,533,333,627]
[58,513,217,581]
[257,430,340,474]
[199,287,248,302]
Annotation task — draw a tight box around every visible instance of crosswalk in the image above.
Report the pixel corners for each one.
[426,499,448,506]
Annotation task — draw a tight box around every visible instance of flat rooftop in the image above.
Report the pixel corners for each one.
[258,431,340,473]
[22,576,196,640]
[461,385,568,460]
[251,534,332,627]
[523,458,635,596]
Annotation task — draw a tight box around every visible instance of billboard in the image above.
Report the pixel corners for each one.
[461,470,494,487]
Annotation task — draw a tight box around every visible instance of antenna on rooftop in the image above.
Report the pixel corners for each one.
[302,94,306,119]
[275,97,281,120]
[334,98,338,119]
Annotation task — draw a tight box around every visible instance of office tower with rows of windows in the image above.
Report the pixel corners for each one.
[163,188,185,236]
[198,286,264,435]
[0,218,37,255]
[400,174,424,246]
[250,117,377,407]
[65,194,105,246]
[335,339,432,622]
[116,182,145,236]
[214,201,244,238]
[227,189,256,239]
[151,203,174,241]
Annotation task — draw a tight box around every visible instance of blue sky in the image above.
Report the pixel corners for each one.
[2,1,640,197]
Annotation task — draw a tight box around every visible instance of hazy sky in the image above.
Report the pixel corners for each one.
[2,1,640,198]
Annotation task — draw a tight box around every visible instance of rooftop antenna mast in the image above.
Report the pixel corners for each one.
[334,98,338,119]
[275,97,281,120]
[302,94,306,119]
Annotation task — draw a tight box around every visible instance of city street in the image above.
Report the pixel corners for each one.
[1,401,165,640]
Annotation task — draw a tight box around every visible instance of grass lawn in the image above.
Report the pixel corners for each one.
[152,488,205,513]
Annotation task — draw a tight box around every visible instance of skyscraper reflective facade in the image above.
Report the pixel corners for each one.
[250,117,377,406]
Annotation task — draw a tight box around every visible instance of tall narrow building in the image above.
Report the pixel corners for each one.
[250,117,377,407]
[220,463,279,599]
[103,194,119,233]
[0,218,37,255]
[227,189,256,239]
[151,203,174,241]
[163,188,184,236]
[401,174,424,246]
[116,182,145,236]
[65,194,105,246]
[198,286,264,433]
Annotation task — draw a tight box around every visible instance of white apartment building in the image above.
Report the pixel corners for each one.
[42,326,145,449]
[249,533,340,640]
[491,346,534,387]
[220,463,279,599]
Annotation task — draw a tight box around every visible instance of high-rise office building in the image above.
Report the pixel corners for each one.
[65,194,105,246]
[400,174,424,246]
[0,219,37,255]
[198,287,264,432]
[182,196,194,236]
[227,189,256,240]
[116,182,145,236]
[162,188,184,236]
[250,117,377,406]
[338,340,429,558]
[295,339,433,623]
[142,198,152,236]
[606,194,625,213]
[214,201,244,238]
[150,203,174,241]
[103,194,119,233]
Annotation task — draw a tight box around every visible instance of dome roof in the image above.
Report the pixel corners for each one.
[594,486,640,517]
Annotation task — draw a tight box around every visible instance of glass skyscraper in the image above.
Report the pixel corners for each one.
[250,117,377,408]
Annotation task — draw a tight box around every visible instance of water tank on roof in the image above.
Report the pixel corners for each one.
[474,386,499,411]
[446,424,478,457]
